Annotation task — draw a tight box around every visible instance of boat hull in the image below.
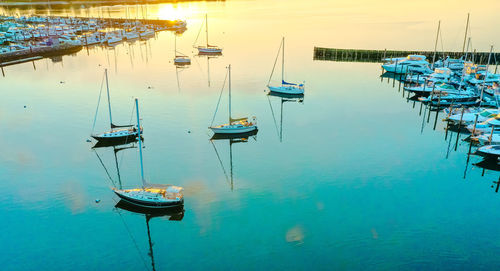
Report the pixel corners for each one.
[198,47,222,54]
[113,190,184,209]
[268,86,304,95]
[210,125,257,134]
[174,58,191,65]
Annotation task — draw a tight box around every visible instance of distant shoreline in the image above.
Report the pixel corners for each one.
[0,0,213,7]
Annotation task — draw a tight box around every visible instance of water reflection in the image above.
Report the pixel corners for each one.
[267,92,303,142]
[93,141,139,189]
[114,201,184,271]
[210,130,258,190]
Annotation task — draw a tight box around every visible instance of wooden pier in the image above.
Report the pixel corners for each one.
[313,47,500,65]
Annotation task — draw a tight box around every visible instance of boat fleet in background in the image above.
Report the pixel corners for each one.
[381,47,500,169]
[0,15,186,56]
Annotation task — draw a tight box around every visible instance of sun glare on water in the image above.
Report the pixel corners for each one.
[157,4,196,20]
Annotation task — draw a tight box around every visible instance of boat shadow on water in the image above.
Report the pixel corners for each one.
[115,200,185,220]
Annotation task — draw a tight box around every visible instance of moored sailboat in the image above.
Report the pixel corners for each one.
[194,14,222,55]
[174,34,190,65]
[91,69,141,144]
[267,37,304,95]
[209,65,257,134]
[112,98,184,209]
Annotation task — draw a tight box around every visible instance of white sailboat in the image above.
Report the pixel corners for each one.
[194,14,222,54]
[267,37,305,95]
[91,69,141,144]
[209,65,258,134]
[113,98,184,209]
[174,34,190,65]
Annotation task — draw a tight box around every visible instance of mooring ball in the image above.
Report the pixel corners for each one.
[188,130,191,133]
[86,139,91,142]
[24,105,26,108]
[95,199,100,203]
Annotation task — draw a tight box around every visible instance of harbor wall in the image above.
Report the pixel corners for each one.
[313,47,500,65]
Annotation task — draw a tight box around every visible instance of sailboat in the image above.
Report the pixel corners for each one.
[174,34,190,65]
[267,37,305,95]
[194,14,222,55]
[209,65,258,134]
[91,69,141,144]
[210,131,257,191]
[112,98,184,209]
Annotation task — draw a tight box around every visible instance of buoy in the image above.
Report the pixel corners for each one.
[95,199,100,203]
[188,130,191,133]
[86,139,91,142]
[24,105,26,108]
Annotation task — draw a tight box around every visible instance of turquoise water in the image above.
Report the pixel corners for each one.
[1,1,500,270]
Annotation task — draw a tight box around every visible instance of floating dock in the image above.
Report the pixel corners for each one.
[313,47,500,65]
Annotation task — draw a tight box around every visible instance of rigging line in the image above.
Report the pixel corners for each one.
[210,140,230,186]
[267,40,283,86]
[91,71,106,134]
[115,208,150,271]
[210,68,229,127]
[93,149,116,187]
[192,18,204,47]
[267,95,280,137]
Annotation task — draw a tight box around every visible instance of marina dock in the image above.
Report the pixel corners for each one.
[313,47,500,65]
[0,15,186,66]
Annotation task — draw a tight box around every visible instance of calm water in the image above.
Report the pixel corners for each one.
[1,1,500,270]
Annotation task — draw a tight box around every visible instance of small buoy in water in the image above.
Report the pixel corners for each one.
[148,86,152,89]
[86,139,91,142]
[24,105,26,108]
[60,81,65,84]
[95,199,100,203]
[187,130,191,133]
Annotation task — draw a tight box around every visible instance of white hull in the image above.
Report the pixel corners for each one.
[198,47,222,53]
[382,64,431,74]
[268,85,304,95]
[174,57,191,64]
[210,125,257,134]
[474,134,500,145]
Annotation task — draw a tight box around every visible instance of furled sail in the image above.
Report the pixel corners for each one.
[111,123,135,128]
[282,80,303,87]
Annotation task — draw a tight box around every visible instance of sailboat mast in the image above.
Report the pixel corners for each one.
[135,98,146,188]
[174,34,177,56]
[432,21,440,69]
[228,65,232,123]
[281,37,285,86]
[479,45,494,103]
[462,13,470,54]
[105,69,113,128]
[205,14,209,47]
